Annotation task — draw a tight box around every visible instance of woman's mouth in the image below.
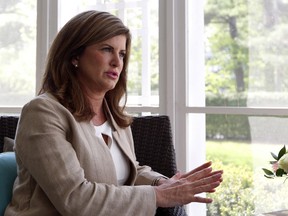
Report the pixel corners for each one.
[105,71,118,79]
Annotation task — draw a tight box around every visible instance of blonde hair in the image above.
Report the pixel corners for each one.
[39,10,132,127]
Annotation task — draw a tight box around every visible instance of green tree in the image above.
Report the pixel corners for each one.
[205,0,288,95]
[205,0,249,94]
[249,0,288,92]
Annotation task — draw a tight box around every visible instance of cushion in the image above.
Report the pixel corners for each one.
[3,137,14,152]
[0,152,17,215]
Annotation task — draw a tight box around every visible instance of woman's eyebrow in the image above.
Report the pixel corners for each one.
[103,43,126,51]
[99,43,112,47]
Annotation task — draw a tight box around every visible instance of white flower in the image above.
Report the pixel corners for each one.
[278,153,288,173]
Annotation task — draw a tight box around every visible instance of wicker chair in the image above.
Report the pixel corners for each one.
[0,115,187,216]
[131,115,187,216]
[0,116,19,153]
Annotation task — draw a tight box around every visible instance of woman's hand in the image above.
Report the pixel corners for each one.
[154,161,223,207]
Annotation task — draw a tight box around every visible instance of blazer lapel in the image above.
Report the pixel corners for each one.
[103,100,137,183]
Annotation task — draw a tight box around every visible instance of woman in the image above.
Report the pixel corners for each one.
[5,10,223,216]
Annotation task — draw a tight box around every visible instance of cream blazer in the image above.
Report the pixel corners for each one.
[5,93,164,216]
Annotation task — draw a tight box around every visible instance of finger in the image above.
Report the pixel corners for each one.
[170,172,182,181]
[192,196,213,204]
[185,168,223,184]
[191,181,221,195]
[206,189,216,193]
[190,172,223,189]
[181,161,212,178]
[207,170,223,177]
[190,161,212,173]
[183,167,213,182]
[205,170,223,181]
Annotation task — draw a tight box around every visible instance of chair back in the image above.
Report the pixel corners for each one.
[131,115,187,216]
[0,116,19,153]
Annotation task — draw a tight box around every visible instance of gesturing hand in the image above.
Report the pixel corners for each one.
[154,161,223,207]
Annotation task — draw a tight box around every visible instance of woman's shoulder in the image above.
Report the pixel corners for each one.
[21,93,71,118]
[24,93,62,109]
[28,92,57,104]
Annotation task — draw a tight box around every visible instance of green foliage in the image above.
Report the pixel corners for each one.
[206,141,253,214]
[206,93,250,140]
[206,141,252,167]
[205,0,288,94]
[278,146,287,160]
[248,0,288,92]
[262,146,288,179]
[206,160,255,216]
[262,168,274,177]
[205,0,249,93]
[206,93,288,140]
[207,141,288,215]
[128,36,142,95]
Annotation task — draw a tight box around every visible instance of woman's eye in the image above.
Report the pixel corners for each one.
[119,52,126,59]
[101,47,125,59]
[102,47,113,52]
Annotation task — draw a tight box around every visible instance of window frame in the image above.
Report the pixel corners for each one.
[2,0,288,215]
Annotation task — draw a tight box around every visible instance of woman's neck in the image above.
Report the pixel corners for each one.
[91,113,106,126]
[89,97,107,126]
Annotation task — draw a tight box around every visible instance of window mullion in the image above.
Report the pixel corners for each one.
[36,0,58,94]
[141,0,151,106]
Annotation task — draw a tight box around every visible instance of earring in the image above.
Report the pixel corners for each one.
[73,63,78,68]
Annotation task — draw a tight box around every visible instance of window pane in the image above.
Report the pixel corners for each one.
[0,0,36,106]
[206,114,288,215]
[58,0,159,106]
[204,0,288,107]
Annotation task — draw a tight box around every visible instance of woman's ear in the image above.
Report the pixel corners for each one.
[71,58,79,68]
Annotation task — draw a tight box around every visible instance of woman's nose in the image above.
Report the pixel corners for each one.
[110,53,121,67]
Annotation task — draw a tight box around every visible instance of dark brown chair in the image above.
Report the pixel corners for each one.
[0,116,19,153]
[131,115,187,216]
[0,115,187,216]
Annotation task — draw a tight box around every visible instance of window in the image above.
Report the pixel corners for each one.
[162,0,288,215]
[0,0,36,111]
[192,0,288,215]
[3,0,288,215]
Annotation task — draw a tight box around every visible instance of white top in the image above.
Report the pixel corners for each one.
[94,121,130,185]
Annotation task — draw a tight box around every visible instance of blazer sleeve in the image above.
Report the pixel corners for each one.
[15,95,157,216]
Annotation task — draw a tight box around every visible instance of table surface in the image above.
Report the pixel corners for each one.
[259,210,288,216]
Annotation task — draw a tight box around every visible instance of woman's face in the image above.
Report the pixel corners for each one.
[74,35,127,95]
